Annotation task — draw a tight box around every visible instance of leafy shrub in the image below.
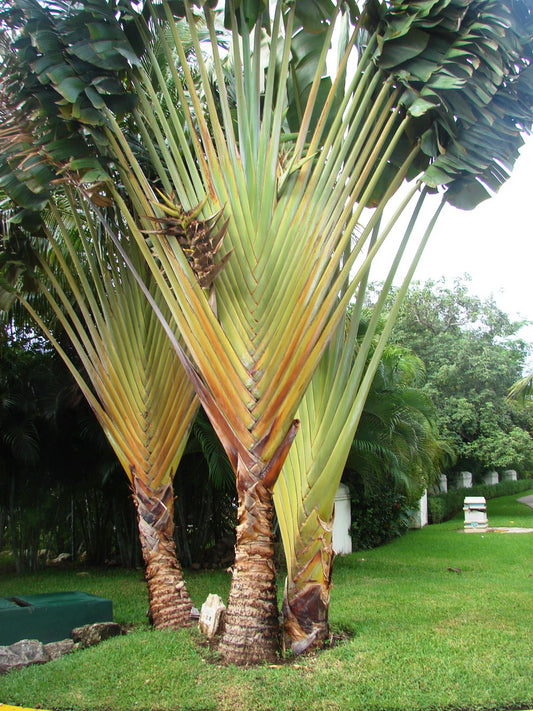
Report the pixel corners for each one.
[349,484,412,550]
[428,479,533,523]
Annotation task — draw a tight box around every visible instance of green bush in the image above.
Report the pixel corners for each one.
[428,478,533,523]
[349,486,412,550]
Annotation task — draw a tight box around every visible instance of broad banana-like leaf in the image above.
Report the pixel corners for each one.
[372,0,533,207]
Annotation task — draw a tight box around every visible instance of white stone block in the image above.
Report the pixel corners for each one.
[332,484,352,555]
[199,594,226,638]
[457,471,473,488]
[502,469,518,481]
[463,496,488,532]
[483,471,499,485]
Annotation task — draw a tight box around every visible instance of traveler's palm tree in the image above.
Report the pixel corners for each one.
[275,206,449,652]
[94,3,438,663]
[1,192,199,629]
[2,0,532,664]
[280,331,450,647]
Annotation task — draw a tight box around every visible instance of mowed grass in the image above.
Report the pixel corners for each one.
[0,490,532,711]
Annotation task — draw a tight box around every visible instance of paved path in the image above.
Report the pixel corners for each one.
[517,494,533,510]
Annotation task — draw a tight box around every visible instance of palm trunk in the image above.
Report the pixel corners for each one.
[218,467,280,665]
[132,474,193,629]
[282,513,334,654]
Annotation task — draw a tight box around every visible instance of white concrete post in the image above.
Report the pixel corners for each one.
[409,490,428,529]
[463,496,488,532]
[457,471,473,488]
[483,471,499,486]
[332,484,352,555]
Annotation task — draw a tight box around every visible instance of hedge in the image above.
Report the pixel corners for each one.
[428,479,533,523]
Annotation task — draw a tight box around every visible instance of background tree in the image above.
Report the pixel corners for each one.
[345,342,451,494]
[384,276,533,479]
[0,327,53,572]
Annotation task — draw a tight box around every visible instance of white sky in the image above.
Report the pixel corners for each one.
[370,134,533,345]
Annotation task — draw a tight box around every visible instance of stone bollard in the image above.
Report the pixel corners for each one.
[456,471,473,488]
[463,496,488,532]
[483,471,499,486]
[332,483,352,555]
[410,490,428,529]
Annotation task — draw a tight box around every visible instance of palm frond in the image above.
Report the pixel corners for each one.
[507,372,533,403]
[189,409,234,491]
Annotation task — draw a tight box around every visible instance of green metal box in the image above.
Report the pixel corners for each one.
[0,591,113,645]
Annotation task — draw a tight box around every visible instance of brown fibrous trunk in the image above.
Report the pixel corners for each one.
[132,473,193,629]
[218,473,280,665]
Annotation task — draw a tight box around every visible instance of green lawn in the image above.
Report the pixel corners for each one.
[0,490,532,711]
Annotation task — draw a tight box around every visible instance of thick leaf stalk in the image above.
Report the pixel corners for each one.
[281,509,333,653]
